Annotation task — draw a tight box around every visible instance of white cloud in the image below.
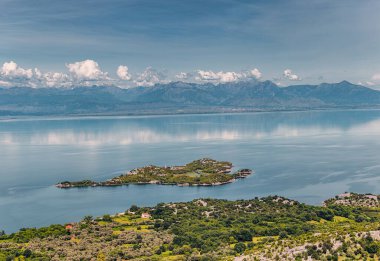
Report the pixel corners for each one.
[372,73,380,81]
[196,68,262,83]
[196,70,219,81]
[196,70,243,83]
[0,60,119,88]
[275,81,285,87]
[175,72,190,80]
[66,59,108,80]
[219,71,242,82]
[0,61,37,87]
[40,72,71,88]
[0,61,82,88]
[283,69,300,81]
[249,68,262,79]
[0,60,264,88]
[1,61,33,79]
[34,68,42,78]
[117,65,131,81]
[0,80,12,87]
[133,67,166,87]
[362,73,380,88]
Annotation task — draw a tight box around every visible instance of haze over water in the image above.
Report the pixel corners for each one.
[1,110,380,232]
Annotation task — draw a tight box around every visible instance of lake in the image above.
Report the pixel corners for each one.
[1,110,380,232]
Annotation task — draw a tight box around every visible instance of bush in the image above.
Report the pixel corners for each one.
[23,249,32,258]
[130,205,139,212]
[234,242,246,254]
[102,214,112,222]
[247,242,254,249]
[233,229,252,242]
[355,215,366,222]
[159,245,166,252]
[316,209,334,221]
[83,215,93,224]
[364,242,379,254]
[279,231,288,239]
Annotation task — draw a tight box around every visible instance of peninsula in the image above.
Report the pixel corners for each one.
[56,158,253,188]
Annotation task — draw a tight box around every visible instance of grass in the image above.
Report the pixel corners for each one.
[181,172,200,177]
[122,243,135,248]
[159,255,185,260]
[252,236,279,243]
[333,216,351,223]
[70,237,81,243]
[109,214,154,233]
[113,216,132,224]
[125,225,150,232]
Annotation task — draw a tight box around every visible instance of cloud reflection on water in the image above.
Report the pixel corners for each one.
[0,118,379,146]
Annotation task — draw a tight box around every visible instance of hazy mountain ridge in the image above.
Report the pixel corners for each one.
[0,80,379,115]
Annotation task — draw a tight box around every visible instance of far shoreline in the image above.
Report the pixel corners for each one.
[1,106,380,122]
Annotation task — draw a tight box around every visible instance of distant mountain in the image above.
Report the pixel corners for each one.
[0,80,379,115]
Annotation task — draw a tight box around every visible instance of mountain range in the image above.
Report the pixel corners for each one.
[0,80,379,116]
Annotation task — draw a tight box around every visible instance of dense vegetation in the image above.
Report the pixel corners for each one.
[57,158,252,188]
[1,193,380,260]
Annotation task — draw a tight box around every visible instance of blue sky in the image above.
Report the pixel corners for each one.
[1,0,380,88]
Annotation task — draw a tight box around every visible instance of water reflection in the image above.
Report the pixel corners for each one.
[1,110,380,146]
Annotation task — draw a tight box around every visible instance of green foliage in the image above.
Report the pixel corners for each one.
[82,215,93,224]
[6,224,66,243]
[23,248,32,258]
[360,235,380,254]
[102,214,112,222]
[279,231,288,239]
[2,194,380,260]
[234,242,246,253]
[148,195,380,256]
[118,158,235,185]
[316,209,334,221]
[129,205,139,212]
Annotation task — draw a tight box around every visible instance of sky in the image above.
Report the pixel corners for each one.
[1,0,380,88]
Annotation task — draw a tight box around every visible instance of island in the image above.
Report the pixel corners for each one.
[56,158,253,188]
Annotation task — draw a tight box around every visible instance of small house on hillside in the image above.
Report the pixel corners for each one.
[141,212,151,219]
[65,224,74,231]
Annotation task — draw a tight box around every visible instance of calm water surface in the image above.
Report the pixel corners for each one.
[1,110,380,232]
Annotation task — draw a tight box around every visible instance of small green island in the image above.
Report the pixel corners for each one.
[56,158,253,189]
